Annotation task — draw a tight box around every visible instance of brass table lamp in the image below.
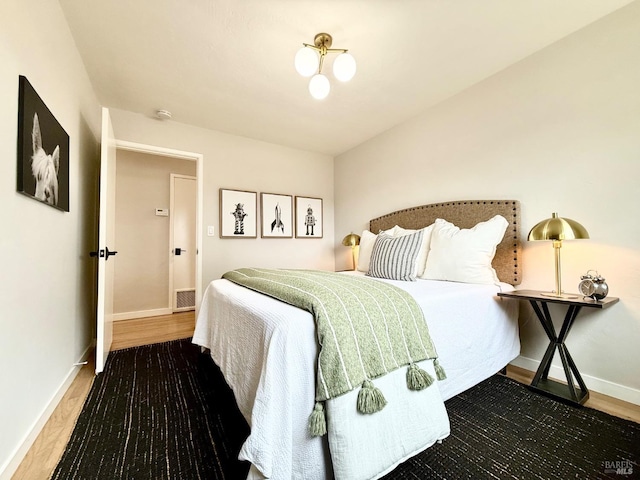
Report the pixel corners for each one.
[528,213,589,298]
[342,233,361,271]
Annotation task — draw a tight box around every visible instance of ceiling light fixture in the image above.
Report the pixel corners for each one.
[155,109,172,120]
[295,33,356,100]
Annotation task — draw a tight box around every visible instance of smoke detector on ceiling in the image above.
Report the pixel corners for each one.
[155,109,172,120]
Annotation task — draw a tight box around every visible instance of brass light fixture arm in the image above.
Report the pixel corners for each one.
[301,33,349,74]
[302,43,349,54]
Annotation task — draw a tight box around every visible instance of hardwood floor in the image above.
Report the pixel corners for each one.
[12,311,195,480]
[11,355,96,480]
[12,314,640,479]
[505,364,640,424]
[110,311,196,351]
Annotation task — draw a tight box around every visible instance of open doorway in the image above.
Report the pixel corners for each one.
[110,142,203,324]
[95,108,203,370]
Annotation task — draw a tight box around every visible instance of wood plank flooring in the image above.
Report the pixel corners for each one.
[11,355,96,480]
[505,364,640,424]
[110,311,196,351]
[12,312,640,479]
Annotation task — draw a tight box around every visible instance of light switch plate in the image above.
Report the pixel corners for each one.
[207,226,215,236]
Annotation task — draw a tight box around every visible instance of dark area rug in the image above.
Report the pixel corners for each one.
[51,339,250,480]
[53,339,640,479]
[383,375,640,480]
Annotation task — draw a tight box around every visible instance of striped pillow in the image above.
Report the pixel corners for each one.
[367,230,424,281]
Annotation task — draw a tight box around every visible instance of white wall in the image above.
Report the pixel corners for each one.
[114,150,196,316]
[0,0,101,476]
[109,109,335,289]
[335,2,640,404]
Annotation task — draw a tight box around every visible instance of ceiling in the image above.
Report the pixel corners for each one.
[58,0,634,156]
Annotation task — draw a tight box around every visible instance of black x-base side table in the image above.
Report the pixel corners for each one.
[498,290,619,406]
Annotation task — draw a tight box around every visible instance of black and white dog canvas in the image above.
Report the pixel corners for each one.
[17,76,70,211]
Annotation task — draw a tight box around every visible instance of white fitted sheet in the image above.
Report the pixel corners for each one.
[193,272,519,480]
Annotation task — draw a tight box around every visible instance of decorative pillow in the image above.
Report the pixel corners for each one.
[422,215,508,284]
[394,224,434,278]
[367,229,425,282]
[356,226,399,273]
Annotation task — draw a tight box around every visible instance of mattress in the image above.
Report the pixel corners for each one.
[192,272,519,479]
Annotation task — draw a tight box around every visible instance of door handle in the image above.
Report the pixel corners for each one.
[175,248,186,256]
[89,247,118,260]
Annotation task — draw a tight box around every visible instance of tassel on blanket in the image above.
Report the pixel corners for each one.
[406,362,434,390]
[357,379,387,414]
[309,402,327,437]
[434,358,447,381]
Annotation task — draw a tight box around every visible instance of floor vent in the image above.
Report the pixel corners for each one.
[174,288,195,312]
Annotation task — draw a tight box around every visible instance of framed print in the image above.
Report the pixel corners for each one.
[220,188,257,238]
[295,196,323,238]
[261,192,293,238]
[17,76,70,211]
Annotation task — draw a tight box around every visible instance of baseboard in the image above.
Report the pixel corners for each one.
[113,307,172,322]
[0,343,93,480]
[510,355,640,407]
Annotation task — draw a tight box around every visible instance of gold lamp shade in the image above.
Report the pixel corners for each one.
[341,233,361,247]
[342,233,361,270]
[528,213,589,242]
[528,213,589,298]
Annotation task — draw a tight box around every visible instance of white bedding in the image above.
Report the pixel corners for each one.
[192,271,519,480]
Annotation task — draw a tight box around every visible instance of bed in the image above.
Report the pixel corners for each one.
[193,200,522,480]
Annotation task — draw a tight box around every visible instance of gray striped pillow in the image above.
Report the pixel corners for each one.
[367,229,424,281]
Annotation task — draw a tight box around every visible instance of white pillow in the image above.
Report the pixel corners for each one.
[356,227,399,273]
[394,225,434,278]
[356,230,377,272]
[422,215,508,284]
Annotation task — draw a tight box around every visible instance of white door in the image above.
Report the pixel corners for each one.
[94,107,117,373]
[170,175,196,311]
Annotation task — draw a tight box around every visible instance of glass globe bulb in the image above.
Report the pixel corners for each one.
[295,47,318,77]
[333,52,356,82]
[309,74,330,100]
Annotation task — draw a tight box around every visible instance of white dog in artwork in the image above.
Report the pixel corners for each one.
[31,113,59,205]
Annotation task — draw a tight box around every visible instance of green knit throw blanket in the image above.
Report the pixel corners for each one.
[222,268,446,436]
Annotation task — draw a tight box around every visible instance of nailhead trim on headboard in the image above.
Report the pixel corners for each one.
[369,200,521,285]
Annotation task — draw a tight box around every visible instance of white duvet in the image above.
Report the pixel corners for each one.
[192,272,519,480]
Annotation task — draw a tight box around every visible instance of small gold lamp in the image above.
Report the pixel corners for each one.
[341,233,361,271]
[528,212,589,298]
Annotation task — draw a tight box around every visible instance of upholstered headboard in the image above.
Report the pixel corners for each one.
[369,200,522,285]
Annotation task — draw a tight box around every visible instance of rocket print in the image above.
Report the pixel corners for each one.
[271,203,285,234]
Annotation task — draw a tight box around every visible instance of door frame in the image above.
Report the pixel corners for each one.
[115,140,204,315]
